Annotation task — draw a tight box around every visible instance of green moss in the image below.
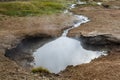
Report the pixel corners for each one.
[32,67,50,73]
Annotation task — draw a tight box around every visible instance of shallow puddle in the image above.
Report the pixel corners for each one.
[33,37,106,73]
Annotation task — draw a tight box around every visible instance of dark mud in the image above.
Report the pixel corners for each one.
[5,36,54,70]
[80,34,120,51]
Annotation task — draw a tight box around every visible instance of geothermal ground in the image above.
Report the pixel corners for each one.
[0,0,120,80]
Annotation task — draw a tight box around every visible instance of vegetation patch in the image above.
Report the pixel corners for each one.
[0,0,73,16]
[32,67,50,74]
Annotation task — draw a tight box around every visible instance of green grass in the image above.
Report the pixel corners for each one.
[0,0,73,16]
[32,67,50,73]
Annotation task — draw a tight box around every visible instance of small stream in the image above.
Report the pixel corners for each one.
[32,1,106,74]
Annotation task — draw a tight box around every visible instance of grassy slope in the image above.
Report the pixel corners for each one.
[0,0,74,16]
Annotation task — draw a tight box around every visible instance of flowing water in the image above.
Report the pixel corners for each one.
[32,1,107,74]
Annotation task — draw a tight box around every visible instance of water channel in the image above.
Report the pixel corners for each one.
[32,0,106,73]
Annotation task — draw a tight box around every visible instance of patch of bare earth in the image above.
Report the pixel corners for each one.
[59,50,120,80]
[68,7,120,38]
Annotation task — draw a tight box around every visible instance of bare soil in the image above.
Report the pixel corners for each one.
[68,7,120,38]
[59,50,120,80]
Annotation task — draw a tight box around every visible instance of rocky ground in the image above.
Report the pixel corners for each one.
[0,0,120,80]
